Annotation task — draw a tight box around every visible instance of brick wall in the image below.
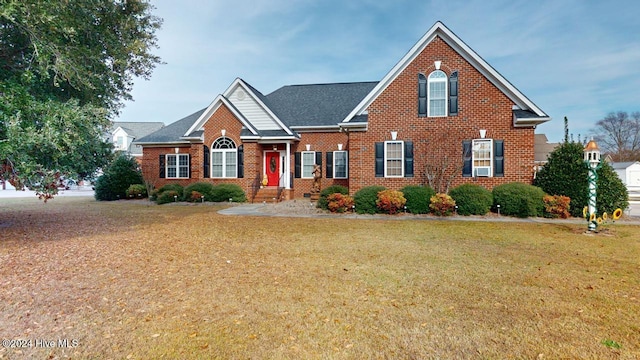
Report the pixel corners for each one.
[290,132,350,198]
[348,35,535,194]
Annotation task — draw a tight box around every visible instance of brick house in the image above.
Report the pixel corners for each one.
[137,21,550,201]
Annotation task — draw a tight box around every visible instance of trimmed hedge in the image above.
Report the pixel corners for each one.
[492,182,545,218]
[152,183,184,202]
[317,185,349,210]
[400,185,435,214]
[125,184,147,199]
[449,184,492,216]
[156,190,181,205]
[184,182,215,201]
[210,183,246,202]
[353,185,387,214]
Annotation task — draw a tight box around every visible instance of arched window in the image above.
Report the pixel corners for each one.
[211,137,237,178]
[428,70,447,117]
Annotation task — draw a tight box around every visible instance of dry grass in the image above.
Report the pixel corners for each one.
[0,197,639,359]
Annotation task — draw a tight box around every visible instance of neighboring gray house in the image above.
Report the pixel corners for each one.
[612,161,640,199]
[111,122,165,160]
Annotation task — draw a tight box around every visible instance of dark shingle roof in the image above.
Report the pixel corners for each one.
[111,122,165,139]
[265,82,378,127]
[138,81,378,143]
[136,108,206,143]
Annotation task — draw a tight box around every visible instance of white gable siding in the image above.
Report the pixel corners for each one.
[112,128,130,151]
[228,86,280,131]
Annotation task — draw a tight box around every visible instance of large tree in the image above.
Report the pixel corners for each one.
[0,0,162,199]
[593,111,640,162]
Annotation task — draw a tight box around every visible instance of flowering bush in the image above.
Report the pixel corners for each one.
[429,193,456,216]
[376,190,406,214]
[326,193,354,213]
[543,195,571,219]
[188,190,204,202]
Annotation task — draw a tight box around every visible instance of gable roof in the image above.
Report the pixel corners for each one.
[111,122,165,139]
[343,21,550,126]
[136,108,206,144]
[611,161,640,170]
[184,78,294,138]
[265,82,378,128]
[534,134,560,163]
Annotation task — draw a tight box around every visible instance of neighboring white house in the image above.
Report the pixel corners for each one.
[110,122,165,160]
[612,161,640,199]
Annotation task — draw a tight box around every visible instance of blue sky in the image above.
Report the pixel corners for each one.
[117,0,640,143]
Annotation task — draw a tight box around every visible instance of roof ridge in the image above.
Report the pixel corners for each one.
[280,81,379,87]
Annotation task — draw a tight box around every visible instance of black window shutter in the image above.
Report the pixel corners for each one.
[159,154,165,178]
[203,145,210,178]
[462,140,472,177]
[418,74,427,117]
[375,142,384,177]
[449,71,458,116]
[315,151,322,167]
[404,141,414,177]
[326,152,333,179]
[494,140,504,177]
[237,145,244,178]
[188,154,192,178]
[294,152,301,178]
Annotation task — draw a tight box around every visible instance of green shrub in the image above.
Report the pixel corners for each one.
[492,182,545,218]
[400,185,435,214]
[353,186,386,214]
[326,193,354,213]
[94,154,144,201]
[448,184,492,216]
[151,183,185,202]
[594,162,629,215]
[376,189,407,214]
[125,184,147,199]
[184,182,215,201]
[317,185,349,210]
[429,193,456,216]
[534,141,628,216]
[156,190,181,205]
[210,183,246,202]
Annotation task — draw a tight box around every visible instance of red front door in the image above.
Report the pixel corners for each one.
[266,152,280,186]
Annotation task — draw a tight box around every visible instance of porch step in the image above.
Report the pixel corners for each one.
[252,187,282,203]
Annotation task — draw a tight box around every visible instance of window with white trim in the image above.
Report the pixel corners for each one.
[333,151,348,179]
[211,137,237,178]
[301,151,315,178]
[428,70,447,117]
[385,141,404,177]
[472,139,493,177]
[166,154,189,178]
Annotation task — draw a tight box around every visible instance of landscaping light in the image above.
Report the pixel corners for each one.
[496,204,500,216]
[201,195,205,203]
[174,195,177,202]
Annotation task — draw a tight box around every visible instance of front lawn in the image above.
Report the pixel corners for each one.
[0,197,638,359]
